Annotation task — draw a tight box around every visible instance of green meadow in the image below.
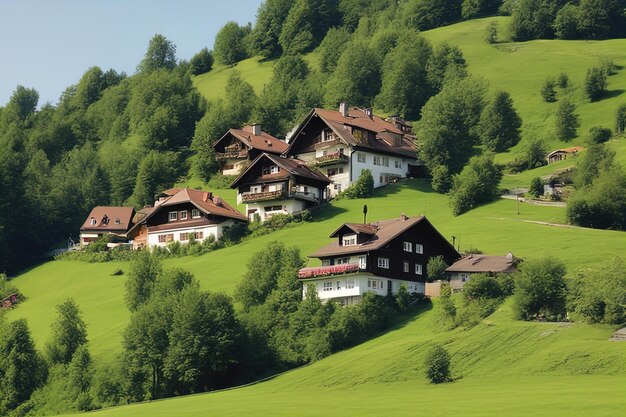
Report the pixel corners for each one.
[7,180,626,364]
[58,299,626,417]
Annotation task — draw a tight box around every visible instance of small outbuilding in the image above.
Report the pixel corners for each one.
[547,147,583,164]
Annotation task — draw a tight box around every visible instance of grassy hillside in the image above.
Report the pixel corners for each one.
[7,180,626,364]
[191,17,626,190]
[59,299,626,417]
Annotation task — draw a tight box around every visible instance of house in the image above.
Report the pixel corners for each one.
[284,103,420,198]
[126,188,247,249]
[441,253,517,293]
[213,124,288,175]
[298,214,460,305]
[547,146,584,164]
[80,206,135,246]
[231,153,331,222]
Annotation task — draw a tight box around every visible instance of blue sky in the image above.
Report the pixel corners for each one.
[0,0,263,106]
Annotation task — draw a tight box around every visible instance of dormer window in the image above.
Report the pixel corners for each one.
[394,136,403,147]
[115,218,121,225]
[169,211,177,222]
[180,211,188,220]
[342,234,357,246]
[262,165,280,175]
[90,217,96,226]
[102,215,109,225]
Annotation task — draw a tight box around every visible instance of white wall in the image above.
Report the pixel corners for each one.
[302,273,425,302]
[351,150,412,188]
[222,159,247,176]
[246,198,306,221]
[148,223,223,247]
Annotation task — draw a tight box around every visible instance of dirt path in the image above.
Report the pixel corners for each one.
[501,194,567,208]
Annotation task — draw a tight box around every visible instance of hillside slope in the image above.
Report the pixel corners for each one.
[8,180,626,364]
[59,300,626,417]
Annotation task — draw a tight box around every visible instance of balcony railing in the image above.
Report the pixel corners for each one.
[216,149,248,160]
[314,152,348,167]
[241,189,286,203]
[298,263,360,279]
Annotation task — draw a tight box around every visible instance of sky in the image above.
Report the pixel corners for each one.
[0,0,264,106]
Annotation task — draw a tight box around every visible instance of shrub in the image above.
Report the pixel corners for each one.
[584,67,608,101]
[439,282,457,324]
[431,165,452,193]
[485,21,498,44]
[541,77,557,102]
[427,255,448,282]
[513,257,567,321]
[555,99,580,141]
[338,169,374,199]
[616,103,626,135]
[600,57,616,76]
[587,126,613,144]
[424,344,452,384]
[528,177,544,198]
[396,283,410,311]
[449,154,503,216]
[557,72,569,89]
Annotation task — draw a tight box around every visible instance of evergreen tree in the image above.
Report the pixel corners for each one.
[555,98,580,141]
[574,143,616,188]
[584,67,608,101]
[541,77,557,102]
[137,34,177,73]
[528,177,544,198]
[46,299,88,364]
[67,345,93,411]
[616,103,626,135]
[522,137,548,170]
[478,90,522,152]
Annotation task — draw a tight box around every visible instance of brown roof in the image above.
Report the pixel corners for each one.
[445,254,517,274]
[80,206,135,232]
[231,153,331,188]
[329,223,377,237]
[310,216,427,258]
[286,107,417,159]
[547,146,584,158]
[214,126,288,155]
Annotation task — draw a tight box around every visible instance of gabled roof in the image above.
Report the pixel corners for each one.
[231,153,331,188]
[445,254,517,274]
[213,125,288,155]
[126,188,246,236]
[310,215,458,258]
[547,146,584,158]
[329,223,377,238]
[81,207,135,232]
[285,107,417,159]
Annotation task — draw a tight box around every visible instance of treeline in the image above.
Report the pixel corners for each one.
[0,242,418,415]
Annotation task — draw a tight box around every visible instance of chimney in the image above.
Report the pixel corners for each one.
[400,213,408,221]
[364,108,373,119]
[339,102,349,117]
[202,192,208,202]
[215,196,223,206]
[207,192,213,201]
[252,124,261,136]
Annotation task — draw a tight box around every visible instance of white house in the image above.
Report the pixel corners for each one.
[284,104,420,198]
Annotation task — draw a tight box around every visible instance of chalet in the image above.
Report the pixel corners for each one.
[126,188,247,249]
[231,153,331,222]
[443,253,517,293]
[80,206,135,246]
[213,124,288,175]
[284,103,420,198]
[547,146,584,164]
[299,215,460,305]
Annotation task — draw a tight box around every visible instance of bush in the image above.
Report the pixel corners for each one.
[513,257,567,321]
[427,255,448,282]
[584,67,608,101]
[439,282,457,325]
[528,177,544,198]
[431,165,452,193]
[189,48,213,76]
[541,77,557,102]
[555,99,580,141]
[616,103,626,135]
[557,72,569,89]
[449,154,503,216]
[587,126,612,144]
[396,283,410,311]
[424,344,452,384]
[338,169,374,199]
[485,21,498,44]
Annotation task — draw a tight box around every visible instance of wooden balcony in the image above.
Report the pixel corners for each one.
[314,152,348,167]
[241,189,287,203]
[216,149,248,160]
[298,263,360,279]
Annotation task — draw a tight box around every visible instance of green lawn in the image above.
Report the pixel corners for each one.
[8,180,626,364]
[59,299,626,417]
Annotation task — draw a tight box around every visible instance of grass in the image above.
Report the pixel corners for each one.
[7,180,626,364]
[58,299,626,417]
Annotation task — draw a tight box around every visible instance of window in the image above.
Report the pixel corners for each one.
[358,255,367,269]
[322,259,331,266]
[114,218,121,225]
[169,211,177,222]
[395,160,402,169]
[403,261,410,273]
[323,282,333,291]
[271,165,280,174]
[193,231,204,240]
[403,241,412,252]
[415,244,423,254]
[180,233,189,241]
[158,234,174,243]
[336,281,341,291]
[336,257,350,264]
[327,168,337,176]
[394,136,403,147]
[346,278,355,289]
[180,211,188,220]
[383,157,389,167]
[368,279,382,289]
[378,257,389,269]
[373,156,381,166]
[264,205,282,212]
[343,235,356,246]
[357,153,366,163]
[338,148,344,155]
[353,129,363,140]
[338,167,344,174]
[192,209,201,218]
[90,217,96,226]
[461,273,470,282]
[415,263,423,275]
[159,234,166,243]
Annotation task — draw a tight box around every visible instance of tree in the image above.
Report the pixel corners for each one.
[137,34,177,73]
[424,344,452,383]
[426,43,467,93]
[376,31,433,120]
[513,257,567,320]
[439,282,457,323]
[189,48,213,76]
[67,345,93,411]
[449,154,503,216]
[125,250,163,312]
[341,169,374,199]
[319,27,352,74]
[417,77,487,178]
[578,0,626,39]
[213,22,250,65]
[396,283,411,311]
[279,0,315,53]
[540,77,557,102]
[427,255,448,281]
[522,137,548,170]
[484,20,498,43]
[402,0,463,31]
[586,126,612,144]
[130,151,180,207]
[249,0,295,58]
[1,85,39,125]
[325,42,381,107]
[510,0,561,41]
[574,143,615,188]
[0,319,47,414]
[616,103,626,135]
[528,177,544,198]
[478,90,522,152]
[431,164,453,193]
[554,3,581,39]
[555,99,579,141]
[584,67,608,101]
[224,71,257,127]
[46,299,88,364]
